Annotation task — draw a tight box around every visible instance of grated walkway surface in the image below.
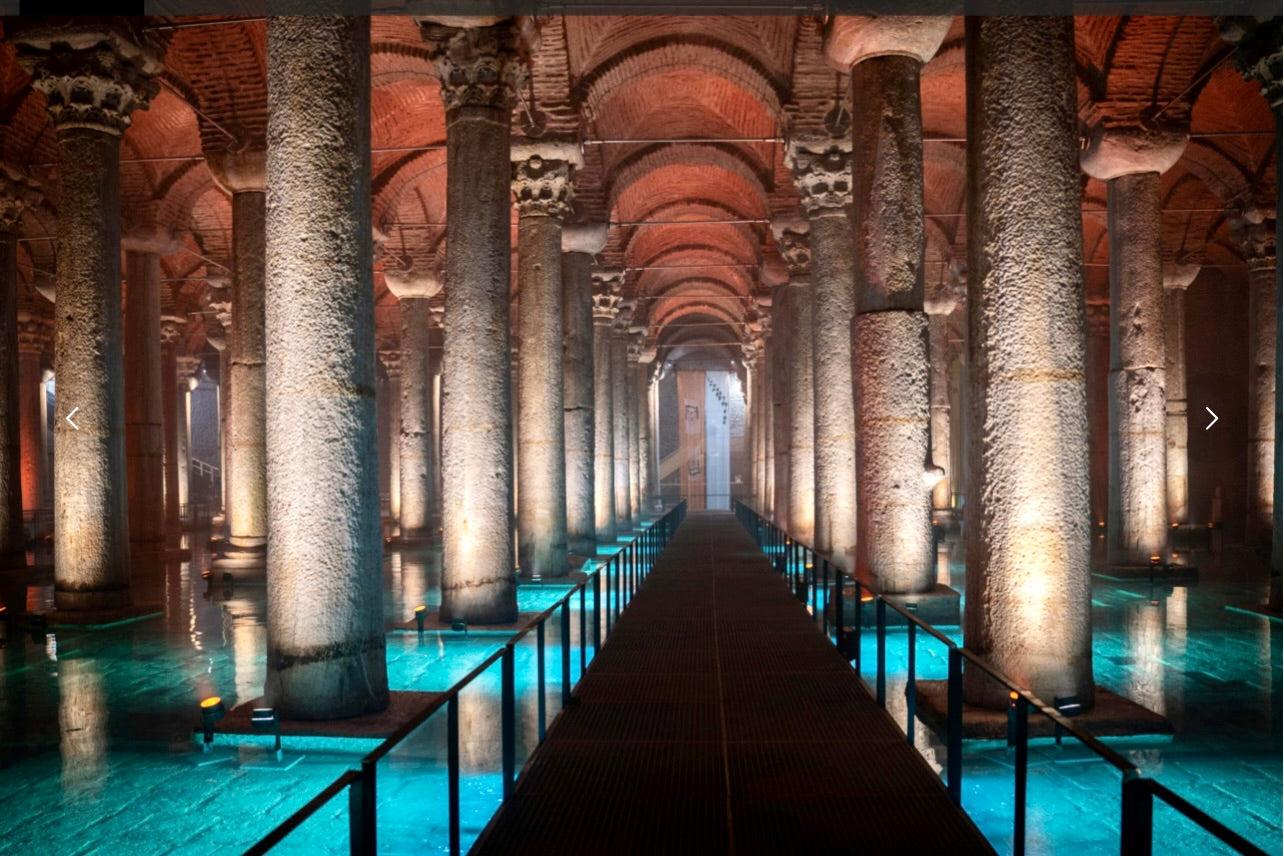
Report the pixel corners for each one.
[473,510,994,855]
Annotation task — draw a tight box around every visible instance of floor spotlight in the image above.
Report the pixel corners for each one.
[251,707,282,761]
[414,605,426,634]
[200,696,226,751]
[451,619,467,634]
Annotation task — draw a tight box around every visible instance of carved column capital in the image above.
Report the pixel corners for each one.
[741,338,763,370]
[160,315,185,347]
[420,20,525,114]
[511,142,581,220]
[175,355,203,382]
[1231,207,1278,270]
[785,134,853,214]
[378,349,403,379]
[591,269,623,323]
[12,21,164,135]
[771,219,812,277]
[0,164,42,232]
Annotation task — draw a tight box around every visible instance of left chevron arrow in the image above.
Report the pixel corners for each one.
[66,407,79,430]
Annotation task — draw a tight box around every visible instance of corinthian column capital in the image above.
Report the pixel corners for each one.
[511,141,582,220]
[419,20,525,114]
[0,164,42,233]
[785,134,853,214]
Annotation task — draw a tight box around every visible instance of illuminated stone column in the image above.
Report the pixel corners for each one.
[176,356,201,520]
[612,307,634,532]
[770,282,790,523]
[591,271,621,543]
[379,350,402,523]
[773,221,815,546]
[1081,124,1187,566]
[123,244,166,546]
[264,15,387,717]
[206,151,268,566]
[562,224,606,555]
[14,22,163,610]
[159,315,184,530]
[0,169,38,567]
[964,16,1093,708]
[513,144,579,577]
[1162,262,1199,525]
[926,295,958,524]
[388,275,442,543]
[204,279,230,520]
[826,17,950,580]
[626,335,643,520]
[1234,211,1278,544]
[635,344,654,514]
[784,137,858,570]
[422,19,525,623]
[17,315,48,532]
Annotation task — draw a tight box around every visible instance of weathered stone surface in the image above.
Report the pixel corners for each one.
[563,249,595,555]
[592,270,621,542]
[1234,210,1278,543]
[854,310,932,592]
[824,15,951,69]
[0,235,22,567]
[1080,124,1188,182]
[399,297,434,541]
[612,321,633,531]
[264,16,387,719]
[786,276,814,546]
[964,16,1092,710]
[1162,264,1197,524]
[424,19,523,624]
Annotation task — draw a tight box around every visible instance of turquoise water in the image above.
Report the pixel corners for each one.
[0,535,621,856]
[789,546,1282,856]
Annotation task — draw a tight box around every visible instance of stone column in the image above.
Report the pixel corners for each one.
[387,275,442,543]
[964,16,1093,708]
[206,151,268,566]
[1082,124,1187,567]
[512,143,579,577]
[626,335,643,520]
[14,22,163,610]
[592,271,622,543]
[0,168,38,567]
[827,18,951,582]
[378,350,402,523]
[562,224,606,555]
[264,15,387,718]
[770,282,790,524]
[784,137,860,570]
[422,19,525,623]
[635,347,654,514]
[176,356,201,522]
[1163,262,1199,525]
[204,279,231,520]
[926,301,956,524]
[428,303,444,528]
[611,308,634,532]
[123,244,165,546]
[1235,211,1278,544]
[159,315,184,530]
[17,314,48,532]
[772,221,815,546]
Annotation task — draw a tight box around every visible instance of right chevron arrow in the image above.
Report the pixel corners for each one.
[1205,407,1219,430]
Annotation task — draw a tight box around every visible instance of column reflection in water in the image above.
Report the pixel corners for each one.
[58,654,108,798]
[222,595,266,706]
[459,680,501,773]
[1124,599,1166,718]
[1164,586,1187,725]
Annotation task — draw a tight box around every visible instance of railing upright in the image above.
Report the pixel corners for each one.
[502,643,516,798]
[906,619,917,747]
[1121,772,1153,856]
[875,597,887,706]
[947,645,963,806]
[561,600,572,707]
[1013,695,1029,856]
[447,696,461,856]
[536,620,547,742]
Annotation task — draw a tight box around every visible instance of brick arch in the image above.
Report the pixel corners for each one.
[623,221,761,275]
[372,147,447,232]
[370,40,437,88]
[608,143,769,221]
[168,18,267,153]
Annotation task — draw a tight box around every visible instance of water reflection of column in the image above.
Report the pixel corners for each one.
[1164,586,1187,723]
[58,656,108,797]
[1125,601,1166,717]
[223,595,267,706]
[459,686,501,773]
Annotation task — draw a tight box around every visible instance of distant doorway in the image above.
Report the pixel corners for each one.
[657,368,745,510]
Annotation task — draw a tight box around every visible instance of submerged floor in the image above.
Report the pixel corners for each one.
[0,515,1279,855]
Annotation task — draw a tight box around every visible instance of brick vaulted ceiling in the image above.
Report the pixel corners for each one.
[0,14,1275,366]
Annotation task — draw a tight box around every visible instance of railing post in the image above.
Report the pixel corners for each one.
[592,570,601,655]
[834,569,845,655]
[821,560,831,637]
[1121,772,1154,856]
[502,643,516,799]
[536,619,547,743]
[605,559,614,636]
[1014,695,1028,856]
[351,758,376,856]
[852,580,863,673]
[579,583,588,676]
[561,599,572,707]
[906,620,917,747]
[448,695,461,856]
[876,597,887,707]
[347,770,363,856]
[947,646,963,805]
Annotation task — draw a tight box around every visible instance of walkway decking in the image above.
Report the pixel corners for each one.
[474,510,994,855]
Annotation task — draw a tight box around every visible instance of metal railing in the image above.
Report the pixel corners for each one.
[733,500,1267,856]
[243,500,686,856]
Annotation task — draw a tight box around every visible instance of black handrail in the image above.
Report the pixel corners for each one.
[243,500,687,856]
[733,500,1267,856]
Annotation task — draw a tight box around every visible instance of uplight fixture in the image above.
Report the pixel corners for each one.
[200,696,226,751]
[414,605,426,633]
[251,707,282,761]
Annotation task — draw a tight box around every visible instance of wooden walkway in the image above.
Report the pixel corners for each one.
[474,510,994,855]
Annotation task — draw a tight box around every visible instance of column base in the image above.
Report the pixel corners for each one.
[212,541,267,580]
[1094,563,1199,585]
[915,682,1172,740]
[53,584,134,613]
[831,583,961,627]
